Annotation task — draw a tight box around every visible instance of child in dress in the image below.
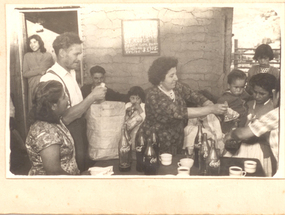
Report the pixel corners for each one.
[217,69,250,134]
[235,73,277,176]
[125,86,146,155]
[247,44,279,81]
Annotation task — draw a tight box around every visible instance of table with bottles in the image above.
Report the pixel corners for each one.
[84,154,265,177]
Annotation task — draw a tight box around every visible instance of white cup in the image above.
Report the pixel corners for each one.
[159,153,172,166]
[177,166,190,176]
[244,160,257,173]
[177,158,194,168]
[229,166,246,177]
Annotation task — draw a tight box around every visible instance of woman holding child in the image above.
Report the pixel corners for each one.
[138,56,228,156]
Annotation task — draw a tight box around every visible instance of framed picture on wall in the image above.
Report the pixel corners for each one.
[122,19,160,56]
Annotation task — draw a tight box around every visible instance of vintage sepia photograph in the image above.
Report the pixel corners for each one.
[2,2,285,214]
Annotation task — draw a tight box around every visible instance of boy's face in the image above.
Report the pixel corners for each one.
[252,85,270,104]
[229,79,246,96]
[92,72,105,87]
[130,95,141,105]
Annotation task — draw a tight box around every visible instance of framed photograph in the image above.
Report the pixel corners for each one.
[122,19,160,56]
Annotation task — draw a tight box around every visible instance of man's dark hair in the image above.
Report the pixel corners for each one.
[52,32,82,56]
[90,65,106,76]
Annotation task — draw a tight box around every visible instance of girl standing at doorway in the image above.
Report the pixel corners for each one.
[23,34,54,111]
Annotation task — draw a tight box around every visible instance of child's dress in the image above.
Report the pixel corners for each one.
[248,65,279,80]
[234,99,274,176]
[125,102,145,156]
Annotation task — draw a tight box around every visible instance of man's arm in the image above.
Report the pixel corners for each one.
[62,86,106,125]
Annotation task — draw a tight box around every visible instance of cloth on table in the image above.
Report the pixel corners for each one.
[183,114,224,156]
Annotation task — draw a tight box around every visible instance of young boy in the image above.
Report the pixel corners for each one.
[217,69,250,133]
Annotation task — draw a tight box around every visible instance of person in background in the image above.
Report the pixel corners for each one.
[138,56,228,155]
[217,69,250,133]
[23,34,54,111]
[26,81,80,175]
[40,32,106,172]
[247,44,279,81]
[125,86,146,153]
[125,86,146,121]
[232,73,277,176]
[224,78,280,176]
[81,65,128,102]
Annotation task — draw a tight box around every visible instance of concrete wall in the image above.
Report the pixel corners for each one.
[80,6,233,97]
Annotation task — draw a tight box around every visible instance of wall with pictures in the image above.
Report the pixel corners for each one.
[80,6,233,97]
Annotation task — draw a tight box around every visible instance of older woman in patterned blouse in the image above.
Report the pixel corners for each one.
[139,57,228,155]
[25,80,80,175]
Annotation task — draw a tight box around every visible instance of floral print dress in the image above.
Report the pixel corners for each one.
[25,120,80,175]
[139,82,208,155]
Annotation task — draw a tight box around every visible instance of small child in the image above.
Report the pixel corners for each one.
[235,73,277,176]
[248,44,279,81]
[217,69,250,133]
[125,86,146,120]
[125,86,146,154]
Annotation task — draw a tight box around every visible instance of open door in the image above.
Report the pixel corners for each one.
[9,7,82,141]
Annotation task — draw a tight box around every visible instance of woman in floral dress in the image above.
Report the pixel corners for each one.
[138,57,228,155]
[25,80,80,175]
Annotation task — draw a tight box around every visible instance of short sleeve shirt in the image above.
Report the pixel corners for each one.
[25,120,80,175]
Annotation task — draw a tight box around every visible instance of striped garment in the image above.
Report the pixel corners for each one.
[248,107,279,162]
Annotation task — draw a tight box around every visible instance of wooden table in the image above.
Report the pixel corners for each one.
[84,154,265,177]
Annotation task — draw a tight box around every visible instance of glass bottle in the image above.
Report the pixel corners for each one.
[194,121,203,167]
[206,139,220,176]
[118,124,132,172]
[225,119,241,154]
[135,130,146,172]
[152,131,160,167]
[143,138,158,175]
[198,133,210,175]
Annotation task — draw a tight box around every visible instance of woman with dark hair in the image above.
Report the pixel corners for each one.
[233,73,277,176]
[247,44,279,81]
[25,80,80,175]
[23,34,54,111]
[138,56,228,155]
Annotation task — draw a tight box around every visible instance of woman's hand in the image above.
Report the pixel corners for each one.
[210,103,228,115]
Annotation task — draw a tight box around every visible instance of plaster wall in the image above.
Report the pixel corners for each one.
[80,6,233,97]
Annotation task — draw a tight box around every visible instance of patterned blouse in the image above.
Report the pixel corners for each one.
[25,120,80,175]
[139,82,208,155]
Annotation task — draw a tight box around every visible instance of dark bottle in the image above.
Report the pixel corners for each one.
[198,133,210,175]
[152,131,160,167]
[135,130,146,172]
[118,124,132,172]
[194,122,203,167]
[143,138,158,175]
[225,119,241,154]
[206,139,220,176]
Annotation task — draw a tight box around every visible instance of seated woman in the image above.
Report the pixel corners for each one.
[233,73,277,176]
[25,80,80,175]
[138,56,228,156]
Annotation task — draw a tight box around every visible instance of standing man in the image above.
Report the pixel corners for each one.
[40,32,106,172]
[81,65,128,102]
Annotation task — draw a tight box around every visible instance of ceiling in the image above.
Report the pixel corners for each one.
[23,11,78,34]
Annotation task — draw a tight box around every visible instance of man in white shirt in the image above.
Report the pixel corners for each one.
[41,32,106,172]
